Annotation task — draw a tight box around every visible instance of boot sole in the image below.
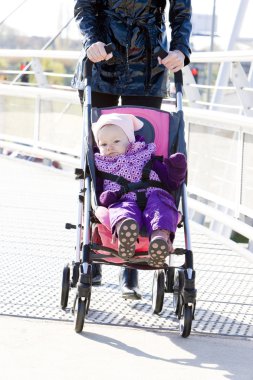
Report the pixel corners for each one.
[118,219,139,260]
[148,238,169,267]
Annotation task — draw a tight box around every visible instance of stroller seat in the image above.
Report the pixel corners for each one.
[89,106,185,268]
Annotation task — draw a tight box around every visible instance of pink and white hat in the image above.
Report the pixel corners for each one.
[92,113,143,144]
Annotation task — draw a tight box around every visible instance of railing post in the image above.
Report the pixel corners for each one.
[234,130,244,218]
[182,66,201,108]
[231,62,253,117]
[31,59,48,88]
[34,96,41,148]
[210,0,249,109]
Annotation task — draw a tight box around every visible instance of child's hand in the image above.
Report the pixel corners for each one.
[164,153,187,187]
[100,190,121,207]
[168,153,187,168]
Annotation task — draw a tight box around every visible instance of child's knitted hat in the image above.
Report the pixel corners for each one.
[92,113,143,144]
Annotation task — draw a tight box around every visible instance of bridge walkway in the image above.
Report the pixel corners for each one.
[0,155,253,338]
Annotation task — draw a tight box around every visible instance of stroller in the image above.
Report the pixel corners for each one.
[61,46,197,338]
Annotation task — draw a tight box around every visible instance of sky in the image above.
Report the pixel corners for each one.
[1,0,253,48]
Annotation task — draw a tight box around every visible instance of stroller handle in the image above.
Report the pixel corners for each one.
[84,43,116,79]
[154,46,183,95]
[84,44,183,93]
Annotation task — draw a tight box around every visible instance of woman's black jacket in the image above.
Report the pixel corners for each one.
[72,0,192,97]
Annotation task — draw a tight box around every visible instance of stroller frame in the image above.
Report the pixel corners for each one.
[61,52,197,337]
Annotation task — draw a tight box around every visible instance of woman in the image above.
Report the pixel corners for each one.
[73,0,192,300]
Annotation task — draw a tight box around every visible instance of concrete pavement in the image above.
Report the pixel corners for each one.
[0,316,252,380]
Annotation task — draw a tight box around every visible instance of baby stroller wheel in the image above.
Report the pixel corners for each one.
[60,264,70,310]
[165,267,175,293]
[86,293,91,315]
[152,270,165,314]
[75,297,88,333]
[179,304,192,338]
[173,269,184,315]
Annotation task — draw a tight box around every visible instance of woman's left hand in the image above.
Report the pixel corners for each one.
[158,50,185,72]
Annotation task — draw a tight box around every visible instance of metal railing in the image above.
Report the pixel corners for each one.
[182,107,253,244]
[0,49,253,253]
[183,50,253,115]
[1,49,253,113]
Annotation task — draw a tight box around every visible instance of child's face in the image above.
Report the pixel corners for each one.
[97,124,130,156]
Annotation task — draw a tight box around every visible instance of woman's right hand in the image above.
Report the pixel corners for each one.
[87,42,113,62]
[158,50,185,72]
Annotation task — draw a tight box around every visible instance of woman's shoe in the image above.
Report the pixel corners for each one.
[91,263,102,285]
[119,267,142,300]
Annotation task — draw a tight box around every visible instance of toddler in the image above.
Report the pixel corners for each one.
[92,113,187,267]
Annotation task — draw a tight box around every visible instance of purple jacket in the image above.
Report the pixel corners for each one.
[95,141,187,207]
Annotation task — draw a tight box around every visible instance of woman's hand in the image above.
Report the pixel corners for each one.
[158,50,185,72]
[87,41,113,63]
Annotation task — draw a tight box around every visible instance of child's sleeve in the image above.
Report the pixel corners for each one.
[154,152,187,191]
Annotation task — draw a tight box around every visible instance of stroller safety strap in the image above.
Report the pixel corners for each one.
[96,157,171,209]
